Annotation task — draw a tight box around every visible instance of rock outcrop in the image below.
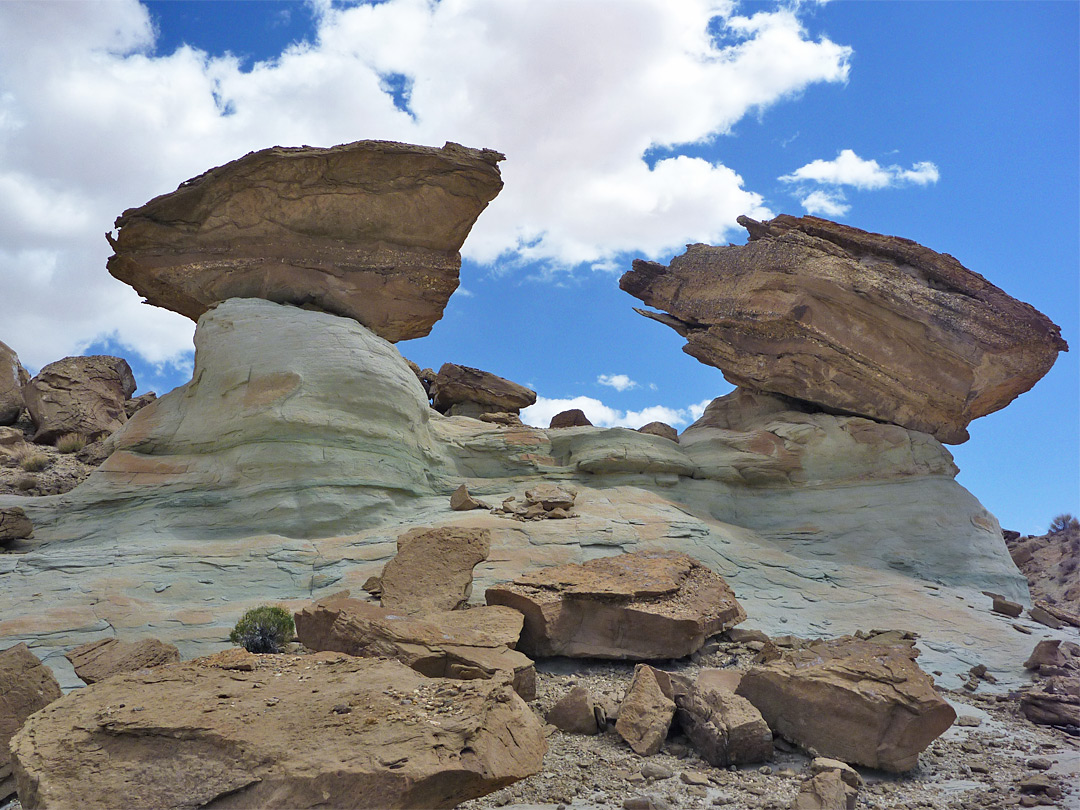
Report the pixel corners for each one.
[486,550,745,659]
[0,644,61,799]
[294,597,536,699]
[23,356,136,444]
[620,214,1068,443]
[379,526,491,614]
[106,140,504,342]
[0,340,27,426]
[431,363,537,416]
[11,652,545,809]
[63,637,180,684]
[736,636,956,772]
[549,409,592,428]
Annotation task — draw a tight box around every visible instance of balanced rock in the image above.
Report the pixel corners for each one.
[294,597,536,699]
[486,550,745,659]
[0,507,32,543]
[431,363,537,415]
[615,665,676,756]
[0,643,62,799]
[620,214,1068,444]
[23,355,136,444]
[64,637,180,684]
[107,140,504,342]
[736,636,956,772]
[11,653,545,809]
[672,670,772,766]
[549,409,592,428]
[380,526,491,614]
[0,340,27,426]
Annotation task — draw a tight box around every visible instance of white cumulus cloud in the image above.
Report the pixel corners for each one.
[598,374,639,392]
[800,189,850,217]
[521,395,710,430]
[0,0,852,370]
[780,149,939,190]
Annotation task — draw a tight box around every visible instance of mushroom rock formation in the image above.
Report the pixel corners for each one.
[620,214,1068,444]
[107,140,505,342]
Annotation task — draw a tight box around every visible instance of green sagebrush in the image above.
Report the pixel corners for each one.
[229,605,295,653]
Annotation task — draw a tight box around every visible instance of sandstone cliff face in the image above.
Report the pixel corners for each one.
[0,299,1049,694]
[107,140,504,341]
[620,214,1068,444]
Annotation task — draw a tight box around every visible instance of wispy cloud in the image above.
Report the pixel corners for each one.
[780,149,939,190]
[597,373,638,392]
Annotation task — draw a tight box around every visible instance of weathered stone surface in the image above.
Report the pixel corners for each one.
[107,140,504,342]
[1024,640,1067,671]
[124,391,156,417]
[294,597,535,699]
[0,644,61,799]
[736,636,956,772]
[0,507,32,543]
[488,551,744,660]
[431,363,537,414]
[380,526,491,614]
[11,653,545,809]
[620,214,1068,443]
[616,665,676,756]
[1020,676,1080,727]
[810,757,862,788]
[549,409,592,428]
[0,340,27,426]
[672,669,772,766]
[637,421,678,442]
[546,686,602,735]
[450,483,490,511]
[792,769,857,810]
[23,356,135,444]
[548,428,695,477]
[63,637,180,684]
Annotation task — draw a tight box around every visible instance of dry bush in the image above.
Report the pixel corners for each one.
[14,474,37,491]
[13,447,50,472]
[55,433,87,454]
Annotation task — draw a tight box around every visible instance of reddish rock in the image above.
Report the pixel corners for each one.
[0,643,62,799]
[107,141,504,342]
[64,637,180,684]
[637,421,678,442]
[615,665,676,756]
[736,636,956,772]
[486,550,745,660]
[380,526,491,614]
[11,653,545,809]
[620,214,1068,444]
[549,409,592,428]
[23,355,136,444]
[431,363,536,415]
[546,686,603,735]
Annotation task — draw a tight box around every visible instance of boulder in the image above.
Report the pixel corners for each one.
[106,140,504,342]
[0,340,27,426]
[379,526,491,614]
[64,637,180,684]
[672,670,772,766]
[523,483,576,511]
[637,421,678,442]
[0,507,32,543]
[431,363,537,415]
[486,550,745,659]
[620,214,1068,444]
[294,597,536,699]
[615,665,676,756]
[23,355,136,443]
[546,686,603,735]
[792,769,857,810]
[449,483,490,511]
[10,652,545,809]
[1023,640,1067,671]
[1020,676,1080,727]
[0,643,62,799]
[735,636,956,772]
[549,409,592,428]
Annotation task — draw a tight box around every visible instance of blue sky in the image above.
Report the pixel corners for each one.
[0,1,1075,535]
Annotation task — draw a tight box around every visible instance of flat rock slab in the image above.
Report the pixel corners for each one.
[64,637,180,684]
[23,356,136,444]
[294,597,535,699]
[11,652,546,810]
[379,526,491,615]
[620,214,1068,444]
[107,140,504,342]
[735,636,957,772]
[0,644,61,800]
[486,550,745,659]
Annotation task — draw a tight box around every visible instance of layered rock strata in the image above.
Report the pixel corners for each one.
[620,214,1068,443]
[106,140,504,341]
[11,652,546,809]
[486,550,745,659]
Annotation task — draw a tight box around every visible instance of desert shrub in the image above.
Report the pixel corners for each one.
[229,605,295,654]
[55,433,87,454]
[1049,513,1079,534]
[14,474,37,491]
[14,447,49,472]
